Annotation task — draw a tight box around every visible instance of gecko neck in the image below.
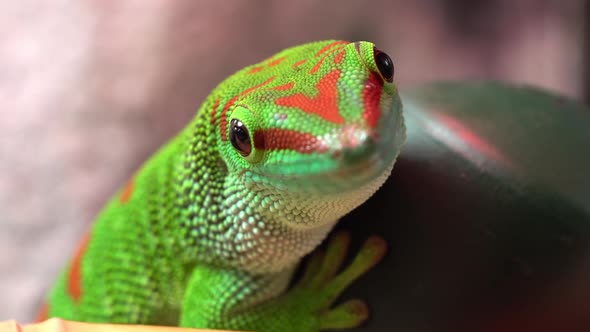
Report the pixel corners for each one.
[167,99,336,274]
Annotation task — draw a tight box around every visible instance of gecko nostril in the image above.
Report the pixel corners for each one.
[329,126,380,163]
[340,136,377,164]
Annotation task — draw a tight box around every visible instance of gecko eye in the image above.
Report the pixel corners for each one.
[230,119,252,157]
[373,48,394,83]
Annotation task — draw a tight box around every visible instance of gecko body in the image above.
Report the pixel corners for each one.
[40,40,406,331]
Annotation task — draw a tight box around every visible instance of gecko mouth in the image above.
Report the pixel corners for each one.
[258,147,398,193]
[250,108,406,194]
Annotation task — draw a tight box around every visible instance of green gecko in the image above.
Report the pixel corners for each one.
[37,40,406,331]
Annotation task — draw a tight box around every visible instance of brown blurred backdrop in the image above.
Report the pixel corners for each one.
[0,0,586,322]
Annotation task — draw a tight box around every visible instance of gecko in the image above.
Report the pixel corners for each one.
[37,40,406,331]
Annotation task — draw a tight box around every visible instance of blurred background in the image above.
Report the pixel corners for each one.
[0,0,587,322]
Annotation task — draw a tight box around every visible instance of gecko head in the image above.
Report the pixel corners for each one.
[217,40,405,227]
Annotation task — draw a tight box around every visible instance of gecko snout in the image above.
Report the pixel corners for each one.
[341,137,377,164]
[331,126,379,164]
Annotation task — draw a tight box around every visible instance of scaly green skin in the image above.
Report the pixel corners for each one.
[41,40,406,331]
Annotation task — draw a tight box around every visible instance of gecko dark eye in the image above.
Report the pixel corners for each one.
[229,119,252,157]
[373,48,394,83]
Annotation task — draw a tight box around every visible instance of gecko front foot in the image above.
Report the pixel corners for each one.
[179,231,387,332]
[283,231,387,330]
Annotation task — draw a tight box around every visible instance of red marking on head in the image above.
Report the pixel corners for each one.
[248,66,264,74]
[67,233,91,302]
[334,50,345,64]
[316,41,348,57]
[254,129,328,154]
[247,57,286,75]
[35,303,50,322]
[310,56,327,74]
[119,178,134,203]
[220,77,276,140]
[275,70,344,124]
[362,73,384,128]
[210,98,221,125]
[268,56,286,66]
[311,43,348,74]
[269,82,295,91]
[293,59,307,68]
